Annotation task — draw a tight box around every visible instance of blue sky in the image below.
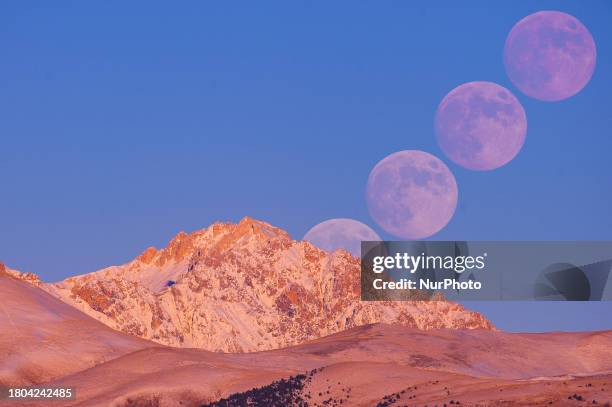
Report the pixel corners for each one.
[1,1,611,332]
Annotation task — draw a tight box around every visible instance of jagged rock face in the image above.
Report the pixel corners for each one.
[41,217,493,352]
[0,262,42,285]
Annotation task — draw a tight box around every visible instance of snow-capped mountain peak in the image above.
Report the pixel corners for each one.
[11,218,493,352]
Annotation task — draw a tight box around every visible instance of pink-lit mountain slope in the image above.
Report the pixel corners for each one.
[38,217,492,352]
[15,324,612,407]
[0,265,153,387]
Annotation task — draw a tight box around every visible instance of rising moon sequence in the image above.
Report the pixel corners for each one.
[304,10,596,245]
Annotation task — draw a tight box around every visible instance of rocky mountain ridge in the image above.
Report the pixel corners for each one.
[4,217,493,352]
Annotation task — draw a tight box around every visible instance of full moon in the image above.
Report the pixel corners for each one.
[435,81,527,171]
[504,11,596,101]
[303,218,380,257]
[365,150,458,240]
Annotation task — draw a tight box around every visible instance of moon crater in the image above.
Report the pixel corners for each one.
[366,150,458,239]
[504,11,596,101]
[303,218,380,257]
[435,81,527,171]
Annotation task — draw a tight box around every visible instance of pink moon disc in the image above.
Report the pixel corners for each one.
[504,11,597,101]
[435,81,527,171]
[303,218,380,257]
[366,150,458,240]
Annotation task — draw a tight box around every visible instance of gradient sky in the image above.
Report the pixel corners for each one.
[1,1,611,332]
